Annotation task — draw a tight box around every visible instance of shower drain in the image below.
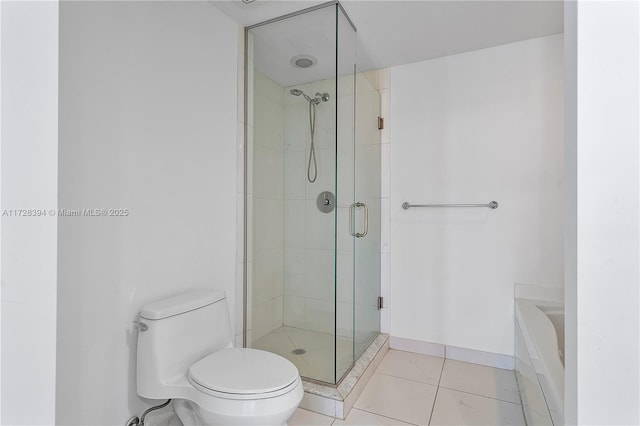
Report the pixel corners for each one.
[292,348,306,355]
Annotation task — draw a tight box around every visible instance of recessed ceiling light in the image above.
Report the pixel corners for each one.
[290,54,318,69]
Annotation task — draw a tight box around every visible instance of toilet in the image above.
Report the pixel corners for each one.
[136,289,303,425]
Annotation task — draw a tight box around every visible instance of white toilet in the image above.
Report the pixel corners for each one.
[136,289,303,425]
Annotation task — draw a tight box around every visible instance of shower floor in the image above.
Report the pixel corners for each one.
[252,326,371,384]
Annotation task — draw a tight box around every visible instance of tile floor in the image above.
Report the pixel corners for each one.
[288,349,526,426]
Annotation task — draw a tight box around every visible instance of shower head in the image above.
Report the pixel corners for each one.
[316,92,330,102]
[290,88,314,104]
[289,89,329,105]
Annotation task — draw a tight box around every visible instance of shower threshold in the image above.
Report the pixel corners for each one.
[299,333,389,419]
[252,328,389,419]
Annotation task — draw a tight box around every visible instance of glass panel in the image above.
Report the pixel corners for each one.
[247,4,338,383]
[353,69,381,359]
[335,4,357,383]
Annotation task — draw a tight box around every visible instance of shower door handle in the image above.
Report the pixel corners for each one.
[349,202,368,238]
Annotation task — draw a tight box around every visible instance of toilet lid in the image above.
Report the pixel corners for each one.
[189,348,299,395]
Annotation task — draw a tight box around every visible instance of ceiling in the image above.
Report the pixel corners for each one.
[212,0,563,85]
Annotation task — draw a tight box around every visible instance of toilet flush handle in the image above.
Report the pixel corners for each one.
[133,320,148,332]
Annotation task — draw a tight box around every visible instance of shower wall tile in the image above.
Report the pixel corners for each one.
[305,199,335,250]
[305,249,334,301]
[315,78,336,98]
[378,68,390,91]
[305,298,334,334]
[253,197,283,250]
[252,295,284,341]
[253,248,284,304]
[356,145,382,200]
[362,70,380,91]
[285,151,306,199]
[304,147,336,197]
[284,274,306,299]
[254,96,284,150]
[313,99,336,151]
[284,248,306,297]
[337,74,355,98]
[255,70,284,101]
[284,247,306,276]
[284,295,306,329]
[250,70,286,340]
[356,98,380,147]
[336,206,353,250]
[336,301,354,338]
[337,95,354,172]
[336,249,354,303]
[284,103,307,152]
[284,199,306,248]
[283,89,307,106]
[253,144,283,199]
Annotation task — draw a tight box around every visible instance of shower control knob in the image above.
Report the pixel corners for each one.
[317,191,335,214]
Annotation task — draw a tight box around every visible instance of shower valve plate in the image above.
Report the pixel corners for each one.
[316,191,335,213]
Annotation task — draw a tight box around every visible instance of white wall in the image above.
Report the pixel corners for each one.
[565,1,640,423]
[0,2,58,424]
[389,35,564,357]
[56,2,239,424]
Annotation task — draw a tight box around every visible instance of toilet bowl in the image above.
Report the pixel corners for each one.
[136,289,303,425]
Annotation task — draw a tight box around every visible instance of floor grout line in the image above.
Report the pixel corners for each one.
[427,356,446,425]
[350,407,420,426]
[436,385,523,406]
[374,370,441,387]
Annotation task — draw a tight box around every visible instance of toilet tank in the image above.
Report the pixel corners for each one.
[137,289,233,398]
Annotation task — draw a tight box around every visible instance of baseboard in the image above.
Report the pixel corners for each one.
[445,344,514,370]
[390,336,514,370]
[389,336,445,358]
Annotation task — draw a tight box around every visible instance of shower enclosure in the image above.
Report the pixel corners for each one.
[245,2,381,385]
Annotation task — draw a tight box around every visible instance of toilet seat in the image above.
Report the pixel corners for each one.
[189,348,300,400]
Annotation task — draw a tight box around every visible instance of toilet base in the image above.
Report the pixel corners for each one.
[172,381,303,426]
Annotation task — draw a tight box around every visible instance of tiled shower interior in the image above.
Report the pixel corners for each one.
[249,67,381,382]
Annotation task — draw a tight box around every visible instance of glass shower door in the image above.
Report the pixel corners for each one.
[335,68,381,381]
[353,69,381,359]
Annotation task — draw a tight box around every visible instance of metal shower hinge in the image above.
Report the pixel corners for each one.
[378,116,384,130]
[377,296,384,310]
